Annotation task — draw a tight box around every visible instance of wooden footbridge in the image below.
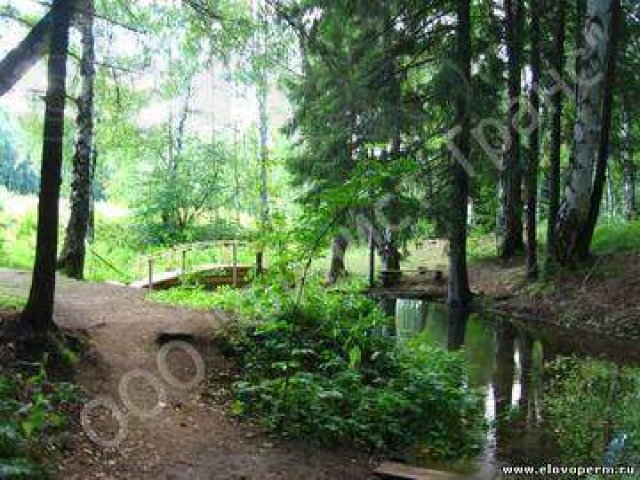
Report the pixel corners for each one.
[130,240,257,290]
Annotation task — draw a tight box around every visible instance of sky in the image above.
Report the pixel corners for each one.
[0,0,291,156]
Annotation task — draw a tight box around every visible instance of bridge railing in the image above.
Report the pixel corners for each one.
[133,240,253,289]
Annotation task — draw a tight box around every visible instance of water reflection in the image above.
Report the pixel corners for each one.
[447,308,468,351]
[394,299,640,478]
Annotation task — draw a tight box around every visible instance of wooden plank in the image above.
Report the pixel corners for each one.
[131,265,253,289]
[374,462,466,480]
[232,242,238,287]
[148,258,154,291]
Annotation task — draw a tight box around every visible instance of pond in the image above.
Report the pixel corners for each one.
[390,299,640,479]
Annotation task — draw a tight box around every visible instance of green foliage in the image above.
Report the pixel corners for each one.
[0,363,79,478]
[467,232,497,260]
[544,358,640,476]
[133,137,234,245]
[199,279,486,455]
[0,111,39,196]
[0,287,26,310]
[591,220,640,255]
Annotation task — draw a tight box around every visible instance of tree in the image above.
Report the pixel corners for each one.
[22,0,73,334]
[546,0,567,257]
[448,0,472,309]
[57,0,96,279]
[256,1,271,273]
[553,0,617,264]
[326,233,348,284]
[497,0,524,259]
[620,111,636,220]
[136,131,231,244]
[0,11,54,97]
[282,1,434,277]
[580,0,621,253]
[526,0,541,280]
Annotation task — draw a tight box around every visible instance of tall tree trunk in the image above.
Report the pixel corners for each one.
[258,84,270,226]
[448,0,472,309]
[57,0,95,279]
[579,0,621,255]
[620,113,636,220]
[86,145,97,242]
[0,11,53,97]
[498,0,524,259]
[256,4,270,274]
[526,0,541,280]
[162,83,192,235]
[546,0,567,257]
[553,0,613,264]
[22,0,73,333]
[326,233,348,285]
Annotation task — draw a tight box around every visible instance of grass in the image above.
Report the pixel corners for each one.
[0,193,261,285]
[309,240,448,280]
[0,285,26,310]
[591,220,640,254]
[2,190,640,288]
[150,284,226,310]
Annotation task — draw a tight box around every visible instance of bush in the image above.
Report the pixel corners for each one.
[212,282,485,456]
[591,220,640,255]
[0,362,79,478]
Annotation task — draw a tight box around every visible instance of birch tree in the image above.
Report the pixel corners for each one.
[58,0,96,279]
[526,0,541,280]
[553,0,615,264]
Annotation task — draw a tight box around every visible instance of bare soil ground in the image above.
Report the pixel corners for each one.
[470,252,640,340]
[0,270,374,480]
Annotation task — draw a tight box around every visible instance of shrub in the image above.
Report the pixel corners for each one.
[0,362,79,477]
[214,282,485,456]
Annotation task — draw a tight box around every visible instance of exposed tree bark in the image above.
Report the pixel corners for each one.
[86,144,98,242]
[256,3,270,274]
[498,0,525,259]
[620,113,637,220]
[22,0,73,333]
[526,0,541,280]
[0,1,84,97]
[326,233,348,285]
[553,0,613,264]
[258,84,270,218]
[0,11,52,97]
[580,0,621,255]
[57,0,95,279]
[255,84,269,275]
[448,0,472,309]
[546,0,567,257]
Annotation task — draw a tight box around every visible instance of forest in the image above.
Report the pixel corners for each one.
[0,0,639,478]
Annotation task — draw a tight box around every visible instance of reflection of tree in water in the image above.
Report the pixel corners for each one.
[489,325,640,471]
[490,323,560,467]
[543,358,640,469]
[385,301,640,472]
[447,307,468,351]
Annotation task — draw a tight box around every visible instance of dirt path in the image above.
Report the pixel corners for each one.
[0,270,373,479]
